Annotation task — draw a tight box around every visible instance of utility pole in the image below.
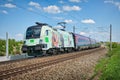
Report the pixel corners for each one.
[6,32,9,58]
[89,35,91,47]
[73,26,75,33]
[110,24,112,51]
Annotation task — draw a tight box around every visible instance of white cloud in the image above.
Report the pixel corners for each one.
[4,3,16,8]
[53,17,64,20]
[81,19,95,24]
[63,5,81,11]
[2,10,8,14]
[80,32,86,35]
[15,33,23,40]
[43,5,61,14]
[16,33,23,37]
[64,19,73,23]
[69,0,81,3]
[54,25,63,29]
[29,1,41,9]
[104,0,120,10]
[28,7,34,11]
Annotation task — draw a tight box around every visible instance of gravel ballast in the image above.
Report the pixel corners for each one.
[7,48,107,80]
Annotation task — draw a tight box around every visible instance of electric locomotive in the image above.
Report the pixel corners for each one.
[22,22,74,56]
[22,22,100,56]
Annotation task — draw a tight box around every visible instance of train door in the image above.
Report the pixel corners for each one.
[44,29,52,50]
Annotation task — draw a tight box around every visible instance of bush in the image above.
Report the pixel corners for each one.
[0,39,23,56]
[0,53,5,56]
[0,39,6,56]
[106,42,118,48]
[112,42,118,48]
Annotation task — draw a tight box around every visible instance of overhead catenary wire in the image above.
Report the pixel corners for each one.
[44,0,83,23]
[3,0,84,27]
[2,0,59,24]
[2,0,110,41]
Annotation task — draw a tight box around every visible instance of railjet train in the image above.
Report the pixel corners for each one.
[22,22,100,56]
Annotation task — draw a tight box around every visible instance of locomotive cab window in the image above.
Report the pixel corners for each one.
[45,30,49,36]
[26,26,41,39]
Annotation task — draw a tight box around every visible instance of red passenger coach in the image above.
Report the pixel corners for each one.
[73,34,91,50]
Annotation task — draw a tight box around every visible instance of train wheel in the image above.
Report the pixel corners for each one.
[53,49,57,55]
[42,51,47,56]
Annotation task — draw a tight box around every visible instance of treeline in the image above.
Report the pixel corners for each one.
[0,39,23,56]
[106,42,118,48]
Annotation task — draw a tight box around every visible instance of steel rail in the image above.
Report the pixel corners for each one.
[0,48,104,80]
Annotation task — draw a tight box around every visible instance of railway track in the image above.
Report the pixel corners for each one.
[0,47,104,80]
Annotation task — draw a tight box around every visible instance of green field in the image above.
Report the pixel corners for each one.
[95,43,120,80]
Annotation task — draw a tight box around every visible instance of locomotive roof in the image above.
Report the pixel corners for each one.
[73,33,96,41]
[27,25,42,29]
[27,22,52,29]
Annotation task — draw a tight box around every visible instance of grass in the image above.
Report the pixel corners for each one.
[95,44,120,80]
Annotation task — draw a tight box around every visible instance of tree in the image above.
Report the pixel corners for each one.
[0,39,6,56]
[0,39,23,56]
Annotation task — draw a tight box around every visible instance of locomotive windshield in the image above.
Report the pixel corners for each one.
[26,26,41,39]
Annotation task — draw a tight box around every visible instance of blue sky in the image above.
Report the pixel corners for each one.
[0,0,120,42]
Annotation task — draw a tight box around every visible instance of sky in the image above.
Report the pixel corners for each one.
[0,0,120,42]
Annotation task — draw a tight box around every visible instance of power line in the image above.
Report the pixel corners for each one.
[110,24,112,51]
[45,0,82,23]
[13,0,83,26]
[59,0,83,22]
[2,0,59,23]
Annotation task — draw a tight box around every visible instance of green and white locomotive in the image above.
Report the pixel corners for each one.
[22,22,74,56]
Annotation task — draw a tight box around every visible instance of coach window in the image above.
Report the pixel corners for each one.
[45,30,49,36]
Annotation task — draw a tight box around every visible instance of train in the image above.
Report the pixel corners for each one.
[22,22,100,56]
